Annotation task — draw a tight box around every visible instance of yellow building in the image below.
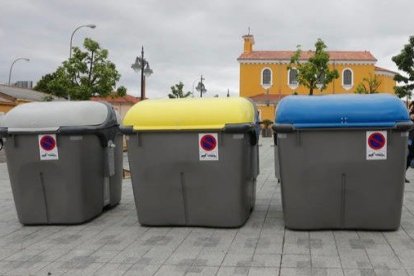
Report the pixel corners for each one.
[238,34,397,121]
[0,84,62,113]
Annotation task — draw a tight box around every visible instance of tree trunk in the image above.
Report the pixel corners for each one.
[309,87,314,95]
[88,50,94,85]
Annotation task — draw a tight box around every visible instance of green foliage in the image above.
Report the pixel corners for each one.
[354,74,382,94]
[34,38,121,100]
[261,119,273,128]
[42,95,55,102]
[116,86,127,97]
[34,72,58,94]
[168,82,192,98]
[392,36,414,98]
[289,39,339,95]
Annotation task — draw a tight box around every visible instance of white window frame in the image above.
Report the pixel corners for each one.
[342,68,353,90]
[261,67,273,89]
[287,68,299,89]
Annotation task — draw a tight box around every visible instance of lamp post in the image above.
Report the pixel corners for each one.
[8,57,30,86]
[69,24,96,59]
[261,83,272,107]
[131,46,153,100]
[195,75,207,98]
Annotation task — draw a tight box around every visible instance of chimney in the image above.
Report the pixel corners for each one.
[242,34,254,53]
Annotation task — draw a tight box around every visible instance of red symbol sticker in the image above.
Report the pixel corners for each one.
[200,134,217,151]
[40,135,56,151]
[368,132,386,150]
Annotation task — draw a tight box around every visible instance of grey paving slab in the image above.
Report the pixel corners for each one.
[0,137,414,276]
[0,148,5,163]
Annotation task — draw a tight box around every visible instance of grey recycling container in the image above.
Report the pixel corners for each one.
[122,97,260,227]
[0,101,123,225]
[273,94,412,230]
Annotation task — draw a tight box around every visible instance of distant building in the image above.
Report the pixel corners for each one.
[238,33,397,121]
[91,94,140,120]
[13,81,33,89]
[0,84,62,113]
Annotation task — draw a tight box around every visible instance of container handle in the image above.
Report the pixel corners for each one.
[105,140,116,177]
[223,123,253,133]
[395,121,414,131]
[119,126,135,135]
[272,124,295,133]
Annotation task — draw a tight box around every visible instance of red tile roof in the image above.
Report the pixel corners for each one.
[238,51,377,62]
[0,95,16,106]
[375,66,398,75]
[91,94,141,105]
[249,94,286,102]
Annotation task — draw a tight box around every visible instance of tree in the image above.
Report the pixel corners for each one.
[116,86,127,97]
[354,74,382,94]
[289,39,339,95]
[34,72,58,94]
[34,38,121,100]
[168,82,192,98]
[392,36,414,98]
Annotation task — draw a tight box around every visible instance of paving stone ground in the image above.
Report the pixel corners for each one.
[0,145,5,163]
[0,138,414,275]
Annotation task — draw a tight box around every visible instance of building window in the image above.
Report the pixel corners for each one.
[288,69,298,88]
[316,73,325,89]
[342,68,353,89]
[261,68,272,88]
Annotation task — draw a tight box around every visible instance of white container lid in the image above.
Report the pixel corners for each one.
[3,101,112,132]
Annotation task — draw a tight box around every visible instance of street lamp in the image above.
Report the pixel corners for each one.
[195,75,207,98]
[261,83,272,107]
[8,57,30,86]
[131,46,153,101]
[69,24,96,59]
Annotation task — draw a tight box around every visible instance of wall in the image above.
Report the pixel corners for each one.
[240,62,392,97]
[0,103,15,113]
[257,105,276,122]
[241,62,398,121]
[376,74,396,93]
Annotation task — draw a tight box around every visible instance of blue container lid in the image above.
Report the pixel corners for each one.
[276,94,410,128]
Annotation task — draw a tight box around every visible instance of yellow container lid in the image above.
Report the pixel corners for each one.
[123,97,256,131]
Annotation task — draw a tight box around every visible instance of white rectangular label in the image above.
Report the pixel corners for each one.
[38,134,59,161]
[232,134,244,139]
[199,133,219,161]
[366,131,387,160]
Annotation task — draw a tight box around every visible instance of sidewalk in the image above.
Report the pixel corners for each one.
[0,147,5,163]
[0,138,413,275]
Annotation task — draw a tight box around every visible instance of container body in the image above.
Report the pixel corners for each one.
[108,134,123,207]
[2,101,123,225]
[123,97,260,227]
[4,133,123,224]
[276,129,407,230]
[274,94,411,230]
[127,131,258,227]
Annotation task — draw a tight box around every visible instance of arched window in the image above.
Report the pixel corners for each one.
[343,68,353,89]
[288,69,298,88]
[261,68,272,88]
[316,73,325,89]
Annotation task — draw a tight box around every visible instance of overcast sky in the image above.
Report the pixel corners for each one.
[1,0,413,98]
